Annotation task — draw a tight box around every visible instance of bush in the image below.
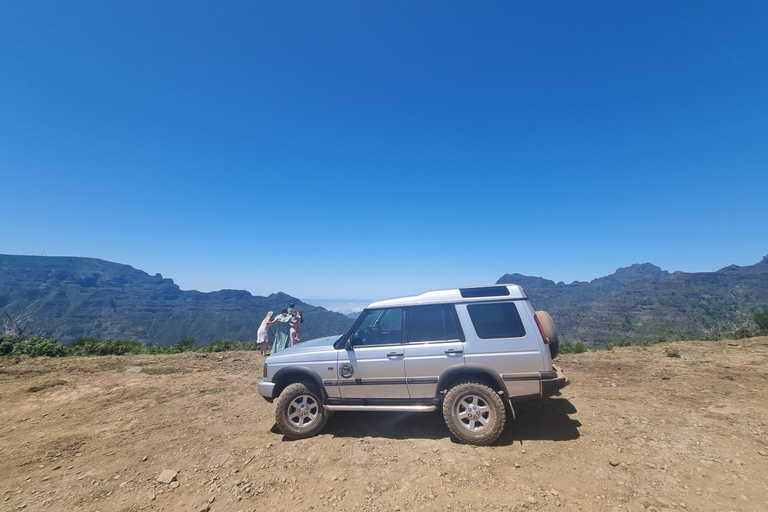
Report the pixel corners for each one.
[174,337,197,352]
[0,334,18,356]
[560,341,588,354]
[13,337,70,357]
[71,338,144,356]
[200,339,240,353]
[603,339,632,351]
[734,326,755,339]
[754,310,768,334]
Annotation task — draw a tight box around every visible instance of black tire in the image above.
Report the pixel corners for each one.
[442,381,506,445]
[274,382,327,439]
[549,339,560,359]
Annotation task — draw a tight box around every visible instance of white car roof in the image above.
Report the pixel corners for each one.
[367,285,527,309]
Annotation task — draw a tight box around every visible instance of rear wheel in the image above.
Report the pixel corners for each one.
[274,382,327,439]
[443,381,506,445]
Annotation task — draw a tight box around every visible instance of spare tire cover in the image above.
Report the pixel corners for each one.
[535,311,559,343]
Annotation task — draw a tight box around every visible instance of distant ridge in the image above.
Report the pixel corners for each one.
[0,255,354,345]
[498,257,768,345]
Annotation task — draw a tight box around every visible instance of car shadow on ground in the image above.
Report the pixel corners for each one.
[499,398,581,444]
[274,397,580,445]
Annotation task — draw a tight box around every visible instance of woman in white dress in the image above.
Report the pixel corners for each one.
[258,311,275,356]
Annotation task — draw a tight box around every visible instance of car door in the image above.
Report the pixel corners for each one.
[403,304,465,399]
[337,307,409,399]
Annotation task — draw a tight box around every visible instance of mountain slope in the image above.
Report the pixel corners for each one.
[0,255,353,345]
[498,257,768,345]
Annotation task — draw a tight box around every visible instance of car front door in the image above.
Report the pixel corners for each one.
[337,307,409,399]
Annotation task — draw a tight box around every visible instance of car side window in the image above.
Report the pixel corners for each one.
[466,302,526,339]
[406,304,461,343]
[354,308,403,345]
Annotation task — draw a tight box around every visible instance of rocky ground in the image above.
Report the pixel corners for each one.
[1,337,767,512]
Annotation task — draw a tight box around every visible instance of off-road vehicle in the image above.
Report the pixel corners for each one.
[258,284,568,445]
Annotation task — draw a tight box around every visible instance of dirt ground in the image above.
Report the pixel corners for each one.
[1,337,767,512]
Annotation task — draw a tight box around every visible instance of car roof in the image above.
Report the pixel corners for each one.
[367,284,527,309]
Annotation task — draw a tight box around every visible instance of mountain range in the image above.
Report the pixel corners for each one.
[2,254,766,347]
[0,255,354,345]
[497,256,768,344]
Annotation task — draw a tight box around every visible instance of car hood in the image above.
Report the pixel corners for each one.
[266,335,341,362]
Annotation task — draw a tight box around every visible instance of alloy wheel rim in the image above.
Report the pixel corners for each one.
[288,395,319,428]
[456,394,491,432]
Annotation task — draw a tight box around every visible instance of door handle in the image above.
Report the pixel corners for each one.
[387,352,404,358]
[445,349,463,355]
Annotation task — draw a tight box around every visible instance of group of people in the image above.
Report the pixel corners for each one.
[257,302,304,356]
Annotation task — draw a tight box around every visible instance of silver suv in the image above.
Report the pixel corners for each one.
[258,285,568,445]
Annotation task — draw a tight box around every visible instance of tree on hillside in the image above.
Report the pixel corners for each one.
[3,311,32,341]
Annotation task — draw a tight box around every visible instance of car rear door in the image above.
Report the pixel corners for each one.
[403,304,465,399]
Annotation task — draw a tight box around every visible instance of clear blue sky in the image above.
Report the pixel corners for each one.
[2,1,766,303]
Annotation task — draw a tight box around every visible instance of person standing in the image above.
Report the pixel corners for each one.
[272,307,292,354]
[290,310,303,347]
[257,311,275,356]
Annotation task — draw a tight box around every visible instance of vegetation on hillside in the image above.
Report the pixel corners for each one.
[3,310,765,363]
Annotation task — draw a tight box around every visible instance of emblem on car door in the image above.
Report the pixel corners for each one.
[339,363,354,378]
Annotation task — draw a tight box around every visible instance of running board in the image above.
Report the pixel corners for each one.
[326,404,437,412]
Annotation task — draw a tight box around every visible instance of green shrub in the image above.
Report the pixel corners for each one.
[754,310,768,334]
[71,337,143,356]
[560,341,588,354]
[174,337,197,352]
[13,337,69,357]
[734,326,754,339]
[603,339,632,350]
[200,339,240,353]
[0,334,18,356]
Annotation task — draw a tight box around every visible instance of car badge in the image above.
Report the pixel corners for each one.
[339,363,354,378]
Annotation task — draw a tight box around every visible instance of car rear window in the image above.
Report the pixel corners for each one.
[466,302,526,339]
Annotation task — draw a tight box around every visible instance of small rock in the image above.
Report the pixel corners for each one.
[125,366,143,374]
[514,463,521,469]
[157,470,177,484]
[198,506,210,512]
[758,451,767,457]
[142,456,148,462]
[609,461,620,467]
[646,462,657,469]
[209,496,216,503]
[169,481,180,489]
[52,465,61,470]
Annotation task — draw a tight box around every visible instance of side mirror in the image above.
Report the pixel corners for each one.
[345,337,354,350]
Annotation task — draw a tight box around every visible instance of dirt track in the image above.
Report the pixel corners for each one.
[1,338,767,512]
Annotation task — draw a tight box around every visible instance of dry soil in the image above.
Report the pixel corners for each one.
[1,337,767,512]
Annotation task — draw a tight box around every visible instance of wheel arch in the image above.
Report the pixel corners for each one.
[436,365,508,397]
[272,367,326,400]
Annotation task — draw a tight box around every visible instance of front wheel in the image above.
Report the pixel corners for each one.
[274,382,327,439]
[443,381,506,445]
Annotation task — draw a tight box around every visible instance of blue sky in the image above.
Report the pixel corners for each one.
[2,1,766,305]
